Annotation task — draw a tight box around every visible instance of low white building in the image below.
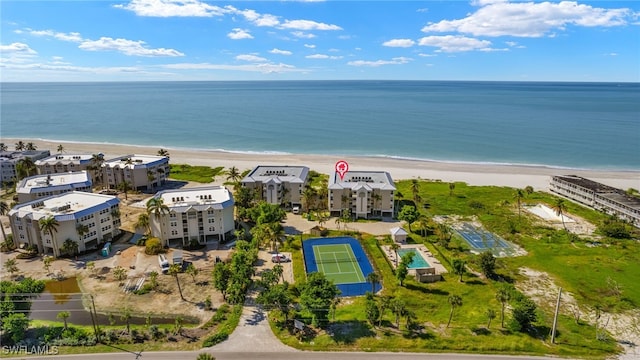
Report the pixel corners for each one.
[35,153,95,175]
[0,150,51,184]
[16,171,92,203]
[8,192,121,257]
[149,186,235,247]
[241,165,309,208]
[328,171,396,219]
[103,154,169,192]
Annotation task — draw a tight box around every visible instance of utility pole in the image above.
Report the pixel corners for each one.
[551,287,562,344]
[90,294,101,343]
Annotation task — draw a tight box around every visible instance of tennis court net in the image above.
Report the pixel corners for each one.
[314,257,361,264]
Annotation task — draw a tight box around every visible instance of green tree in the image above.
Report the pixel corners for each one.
[145,237,163,255]
[226,166,241,184]
[4,258,19,278]
[366,272,380,294]
[452,258,466,282]
[479,251,496,279]
[149,271,159,290]
[496,287,511,328]
[0,201,10,242]
[390,242,401,268]
[89,153,105,187]
[435,223,452,248]
[398,205,420,232]
[117,181,132,200]
[510,297,537,332]
[113,266,127,282]
[169,264,185,301]
[186,263,199,283]
[212,262,231,300]
[157,148,170,157]
[25,142,37,151]
[61,238,79,257]
[43,256,54,274]
[525,185,534,195]
[256,283,293,321]
[39,215,60,257]
[56,144,65,153]
[299,272,340,328]
[447,295,463,327]
[135,213,151,235]
[14,141,25,151]
[16,158,37,180]
[121,307,132,334]
[147,197,170,242]
[377,295,393,327]
[486,308,496,329]
[2,313,30,344]
[449,182,456,196]
[396,251,414,287]
[365,292,380,326]
[514,188,525,219]
[76,223,89,242]
[0,143,8,151]
[57,310,70,330]
[390,298,406,328]
[552,198,568,231]
[410,179,421,206]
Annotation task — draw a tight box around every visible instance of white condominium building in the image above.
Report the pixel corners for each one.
[8,192,121,257]
[0,150,51,184]
[16,171,92,203]
[241,165,309,208]
[103,154,169,192]
[149,186,235,247]
[328,171,396,219]
[550,175,640,228]
[35,153,95,175]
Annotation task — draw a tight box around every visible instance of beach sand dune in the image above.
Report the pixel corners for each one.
[7,138,639,191]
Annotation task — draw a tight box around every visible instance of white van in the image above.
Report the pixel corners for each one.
[292,206,300,214]
[158,254,170,274]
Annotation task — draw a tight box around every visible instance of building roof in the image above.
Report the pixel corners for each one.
[328,171,396,191]
[1,150,51,163]
[103,154,168,169]
[554,175,640,210]
[242,165,309,184]
[35,153,94,166]
[154,186,234,212]
[17,171,92,195]
[390,227,408,236]
[9,191,119,221]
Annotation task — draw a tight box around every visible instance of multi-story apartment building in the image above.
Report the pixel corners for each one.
[328,171,396,219]
[35,153,94,175]
[103,154,169,192]
[16,171,92,203]
[550,175,640,227]
[0,150,51,184]
[240,165,309,208]
[149,186,235,247]
[8,192,121,257]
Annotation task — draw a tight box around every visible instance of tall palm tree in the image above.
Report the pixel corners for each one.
[15,141,25,151]
[135,213,151,235]
[118,181,132,200]
[90,153,105,188]
[226,166,241,184]
[147,197,169,243]
[452,258,466,282]
[39,215,60,257]
[372,193,382,217]
[76,223,89,242]
[0,201,9,242]
[411,179,421,206]
[57,144,65,153]
[16,158,37,180]
[0,143,8,152]
[553,198,568,231]
[157,148,170,158]
[496,287,511,328]
[416,214,430,237]
[390,243,401,267]
[447,294,462,327]
[25,142,37,151]
[449,182,456,196]
[514,189,525,219]
[168,264,185,301]
[147,170,156,191]
[366,272,380,294]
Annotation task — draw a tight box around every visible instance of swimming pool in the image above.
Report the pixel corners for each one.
[397,248,431,269]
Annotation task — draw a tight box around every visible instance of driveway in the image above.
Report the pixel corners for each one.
[283,213,403,236]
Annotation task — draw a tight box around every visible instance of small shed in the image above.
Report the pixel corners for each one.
[389,227,408,243]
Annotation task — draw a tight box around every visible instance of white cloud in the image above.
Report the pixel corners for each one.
[79,37,185,57]
[227,28,254,40]
[291,31,316,39]
[270,48,292,55]
[418,53,437,57]
[235,8,280,27]
[422,1,635,38]
[347,57,412,67]
[418,35,493,52]
[382,39,416,48]
[279,19,342,31]
[26,29,83,42]
[236,54,267,62]
[162,62,304,74]
[605,52,618,56]
[416,8,429,13]
[0,42,37,54]
[114,0,228,17]
[305,54,343,60]
[506,41,526,49]
[304,44,316,48]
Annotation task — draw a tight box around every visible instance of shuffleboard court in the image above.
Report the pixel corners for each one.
[313,244,365,285]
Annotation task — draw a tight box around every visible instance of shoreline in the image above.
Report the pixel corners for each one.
[5,138,639,191]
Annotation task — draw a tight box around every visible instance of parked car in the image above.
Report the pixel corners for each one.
[158,254,170,274]
[271,253,289,263]
[292,206,300,214]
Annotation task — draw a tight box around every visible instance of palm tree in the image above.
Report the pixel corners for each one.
[371,193,381,217]
[147,170,156,191]
[486,308,496,329]
[56,144,65,153]
[302,187,316,214]
[553,198,568,231]
[118,181,132,200]
[447,295,462,327]
[452,258,466,282]
[0,143,7,151]
[25,142,37,151]
[16,158,37,180]
[416,214,430,237]
[135,213,151,235]
[89,153,105,188]
[449,182,456,196]
[57,311,70,330]
[14,141,25,151]
[524,185,534,195]
[39,215,60,257]
[366,272,380,294]
[436,223,452,248]
[0,201,9,242]
[76,223,89,242]
[496,287,511,328]
[121,307,132,334]
[4,258,19,278]
[147,197,169,243]
[411,179,421,206]
[61,238,79,257]
[168,264,185,301]
[514,189,525,219]
[226,166,241,184]
[390,243,401,267]
[157,148,170,158]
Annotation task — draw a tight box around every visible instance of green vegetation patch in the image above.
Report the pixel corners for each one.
[169,164,225,183]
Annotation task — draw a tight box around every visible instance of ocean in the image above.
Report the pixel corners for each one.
[1,81,638,170]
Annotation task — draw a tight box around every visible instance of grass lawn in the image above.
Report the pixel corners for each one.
[168,164,225,183]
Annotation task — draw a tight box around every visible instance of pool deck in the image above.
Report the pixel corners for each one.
[381,243,448,275]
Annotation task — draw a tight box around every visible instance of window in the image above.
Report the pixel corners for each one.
[209,227,215,232]
[208,218,215,223]
[170,221,177,227]
[171,230,178,236]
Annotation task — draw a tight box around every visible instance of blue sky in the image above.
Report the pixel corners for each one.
[1,0,638,82]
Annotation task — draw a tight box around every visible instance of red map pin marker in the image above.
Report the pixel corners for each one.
[335,160,349,181]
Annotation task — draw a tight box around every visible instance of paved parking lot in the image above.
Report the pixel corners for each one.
[282,213,403,236]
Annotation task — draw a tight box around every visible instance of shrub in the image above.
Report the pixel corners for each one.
[202,331,229,347]
[136,236,147,246]
[145,237,163,255]
[598,221,631,239]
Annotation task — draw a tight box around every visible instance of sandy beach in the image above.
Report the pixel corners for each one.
[6,138,639,191]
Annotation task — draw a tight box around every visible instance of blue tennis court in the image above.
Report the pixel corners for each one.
[303,237,380,297]
[455,222,510,250]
